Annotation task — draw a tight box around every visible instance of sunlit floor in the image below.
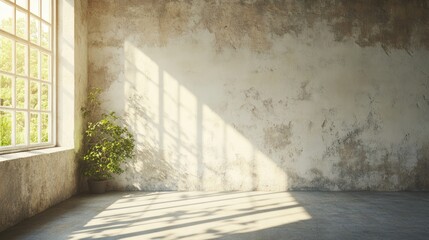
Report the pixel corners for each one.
[1,192,429,240]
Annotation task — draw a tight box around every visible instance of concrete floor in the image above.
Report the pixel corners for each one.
[1,192,429,240]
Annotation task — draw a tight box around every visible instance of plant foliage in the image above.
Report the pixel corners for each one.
[81,88,135,181]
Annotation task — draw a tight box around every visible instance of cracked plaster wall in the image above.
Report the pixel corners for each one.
[88,0,429,191]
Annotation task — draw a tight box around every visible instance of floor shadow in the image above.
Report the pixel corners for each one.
[2,192,429,240]
[0,192,140,239]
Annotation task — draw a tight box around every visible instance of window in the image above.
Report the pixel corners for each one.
[0,0,54,152]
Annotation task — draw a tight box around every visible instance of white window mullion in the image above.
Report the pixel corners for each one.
[0,30,53,55]
[26,0,30,42]
[12,0,16,39]
[11,3,16,147]
[37,112,41,143]
[11,110,16,146]
[25,110,29,146]
[38,30,42,144]
[26,96,30,146]
[12,40,16,103]
[12,37,16,76]
[26,0,30,146]
[48,112,51,143]
[51,0,55,146]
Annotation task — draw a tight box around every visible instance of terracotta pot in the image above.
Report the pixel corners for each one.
[88,179,108,194]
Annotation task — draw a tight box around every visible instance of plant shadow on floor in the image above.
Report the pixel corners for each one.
[2,192,429,240]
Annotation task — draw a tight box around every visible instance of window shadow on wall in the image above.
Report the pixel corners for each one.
[116,41,289,191]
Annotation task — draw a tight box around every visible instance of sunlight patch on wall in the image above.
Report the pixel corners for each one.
[122,41,287,190]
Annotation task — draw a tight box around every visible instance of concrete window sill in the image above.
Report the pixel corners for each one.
[0,147,74,162]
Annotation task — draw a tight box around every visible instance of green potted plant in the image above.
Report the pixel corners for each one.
[81,88,135,193]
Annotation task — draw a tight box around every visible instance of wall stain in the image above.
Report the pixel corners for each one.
[335,132,371,189]
[239,103,260,119]
[319,108,418,190]
[423,95,429,106]
[286,168,336,191]
[319,0,429,51]
[264,122,293,150]
[414,144,429,190]
[244,87,260,100]
[308,168,336,191]
[278,99,288,108]
[90,0,429,52]
[288,132,418,191]
[297,80,311,100]
[321,119,327,129]
[263,98,274,112]
[158,1,192,46]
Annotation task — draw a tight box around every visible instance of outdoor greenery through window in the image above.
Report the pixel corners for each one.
[0,0,54,152]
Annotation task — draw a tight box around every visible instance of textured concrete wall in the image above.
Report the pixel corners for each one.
[75,0,89,151]
[88,0,429,191]
[0,0,88,232]
[75,0,89,192]
[0,149,77,232]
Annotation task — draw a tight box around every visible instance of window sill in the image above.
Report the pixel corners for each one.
[0,146,74,162]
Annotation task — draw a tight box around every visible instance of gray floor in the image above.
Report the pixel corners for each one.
[1,192,429,240]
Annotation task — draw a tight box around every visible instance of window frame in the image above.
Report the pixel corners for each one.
[0,0,56,154]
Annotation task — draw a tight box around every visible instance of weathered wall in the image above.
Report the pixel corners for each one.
[88,0,429,191]
[75,0,89,151]
[0,149,77,232]
[0,0,88,232]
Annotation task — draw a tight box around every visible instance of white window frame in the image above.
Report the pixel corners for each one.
[0,0,56,153]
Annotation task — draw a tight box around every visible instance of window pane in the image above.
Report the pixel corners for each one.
[41,83,49,110]
[30,0,40,16]
[0,75,12,107]
[30,16,40,45]
[16,43,28,76]
[41,0,50,23]
[16,111,26,145]
[0,1,14,34]
[16,10,28,40]
[30,48,39,79]
[30,81,39,109]
[41,23,50,49]
[16,0,28,9]
[16,78,26,108]
[0,0,53,151]
[0,36,13,73]
[41,52,49,81]
[0,110,12,146]
[30,112,38,143]
[41,113,48,142]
